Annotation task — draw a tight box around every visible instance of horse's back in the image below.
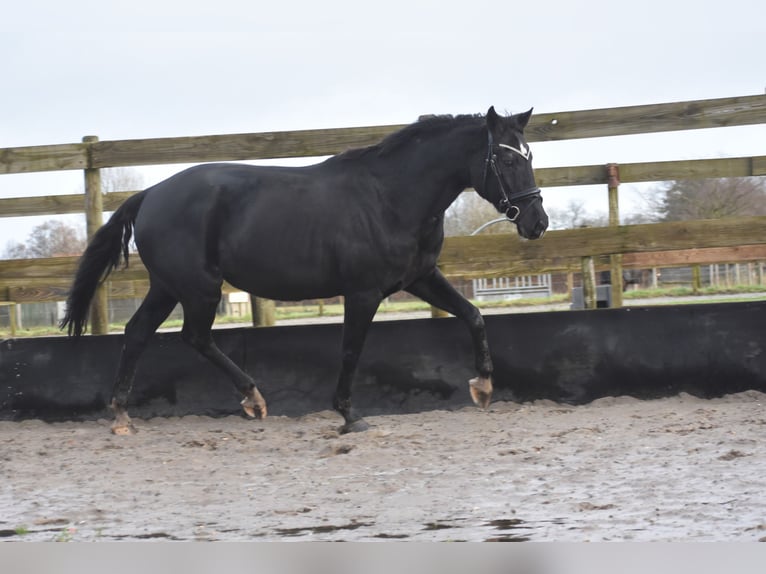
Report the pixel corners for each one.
[131,163,394,299]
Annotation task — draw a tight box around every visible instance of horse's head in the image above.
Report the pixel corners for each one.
[478,106,548,240]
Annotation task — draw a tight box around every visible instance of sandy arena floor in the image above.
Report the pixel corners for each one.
[1,391,765,541]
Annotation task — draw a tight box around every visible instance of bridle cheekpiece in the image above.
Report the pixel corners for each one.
[482,130,540,222]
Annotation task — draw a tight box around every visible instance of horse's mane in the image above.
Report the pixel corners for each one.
[327,113,485,165]
[378,114,484,156]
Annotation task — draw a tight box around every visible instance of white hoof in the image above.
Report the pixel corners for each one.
[469,376,493,409]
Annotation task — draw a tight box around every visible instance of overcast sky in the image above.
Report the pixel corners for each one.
[2,0,765,246]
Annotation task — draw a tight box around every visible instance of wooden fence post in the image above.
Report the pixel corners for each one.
[607,164,623,307]
[83,136,109,335]
[0,303,18,337]
[581,255,597,309]
[10,304,18,337]
[692,265,702,293]
[251,296,276,327]
[431,306,450,319]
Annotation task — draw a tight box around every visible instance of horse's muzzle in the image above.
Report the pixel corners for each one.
[519,219,548,240]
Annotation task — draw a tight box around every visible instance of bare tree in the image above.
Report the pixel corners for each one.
[655,177,766,221]
[622,212,658,225]
[447,194,619,235]
[101,167,144,193]
[2,168,144,259]
[3,220,86,259]
[444,192,511,236]
[546,199,608,230]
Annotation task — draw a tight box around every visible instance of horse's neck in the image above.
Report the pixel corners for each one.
[378,124,482,221]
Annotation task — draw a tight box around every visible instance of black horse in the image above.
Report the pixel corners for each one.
[61,107,548,434]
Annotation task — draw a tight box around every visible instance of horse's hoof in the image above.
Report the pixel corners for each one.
[111,422,137,436]
[241,394,267,419]
[340,419,370,434]
[469,376,493,409]
[110,403,137,435]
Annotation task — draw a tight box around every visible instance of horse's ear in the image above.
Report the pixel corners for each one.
[486,106,500,131]
[515,108,534,129]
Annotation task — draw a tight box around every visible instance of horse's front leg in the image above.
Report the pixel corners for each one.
[406,269,493,408]
[333,292,382,433]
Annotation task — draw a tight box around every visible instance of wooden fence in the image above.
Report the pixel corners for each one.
[2,94,766,333]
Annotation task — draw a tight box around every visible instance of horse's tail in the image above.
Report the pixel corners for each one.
[60,191,147,337]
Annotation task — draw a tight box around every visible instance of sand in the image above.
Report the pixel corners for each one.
[1,391,764,542]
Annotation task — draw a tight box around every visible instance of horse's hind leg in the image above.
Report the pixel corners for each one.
[406,269,494,408]
[180,294,267,419]
[111,285,178,435]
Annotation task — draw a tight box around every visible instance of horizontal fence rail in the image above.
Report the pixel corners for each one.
[2,94,765,175]
[2,155,765,219]
[0,190,135,218]
[2,217,766,302]
[438,217,766,278]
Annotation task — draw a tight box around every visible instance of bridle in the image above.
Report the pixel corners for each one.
[482,130,541,222]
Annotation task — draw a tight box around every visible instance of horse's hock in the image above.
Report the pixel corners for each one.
[2,301,765,422]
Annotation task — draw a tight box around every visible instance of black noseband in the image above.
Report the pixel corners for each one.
[482,131,541,222]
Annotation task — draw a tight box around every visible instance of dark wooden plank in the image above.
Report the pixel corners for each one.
[89,125,405,168]
[8,284,70,302]
[535,155,766,188]
[618,156,762,183]
[437,217,766,277]
[0,194,84,217]
[102,190,139,211]
[2,94,764,173]
[0,143,88,174]
[535,165,607,187]
[87,94,766,167]
[3,153,764,221]
[622,245,766,268]
[0,256,148,280]
[526,94,766,142]
[3,219,766,295]
[0,191,139,218]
